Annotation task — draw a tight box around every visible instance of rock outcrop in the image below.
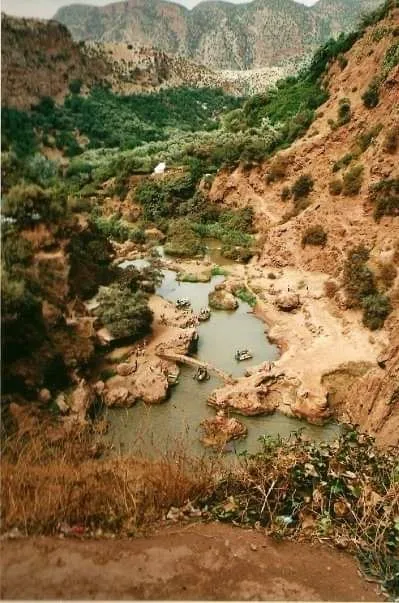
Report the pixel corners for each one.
[208,285,239,311]
[275,292,301,312]
[200,412,247,448]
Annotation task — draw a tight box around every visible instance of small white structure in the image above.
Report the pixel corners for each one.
[153,162,166,175]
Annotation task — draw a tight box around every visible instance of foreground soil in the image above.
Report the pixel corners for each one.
[1,523,382,601]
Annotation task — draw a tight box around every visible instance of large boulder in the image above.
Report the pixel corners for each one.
[208,382,278,416]
[102,358,171,407]
[103,385,137,408]
[200,412,247,448]
[133,360,169,404]
[275,292,301,312]
[208,286,238,311]
[156,327,199,356]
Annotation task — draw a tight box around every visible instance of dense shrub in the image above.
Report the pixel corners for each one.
[95,285,153,340]
[329,178,343,195]
[26,154,59,187]
[343,244,392,329]
[281,185,291,200]
[93,215,145,244]
[2,233,33,270]
[301,225,327,247]
[355,124,383,153]
[362,78,380,108]
[342,165,364,195]
[332,153,355,173]
[116,264,162,294]
[382,41,399,77]
[1,270,46,364]
[67,225,115,299]
[369,178,399,220]
[382,125,399,153]
[164,218,205,257]
[291,174,314,200]
[69,79,83,94]
[2,184,67,225]
[337,98,352,126]
[361,293,392,330]
[343,245,376,307]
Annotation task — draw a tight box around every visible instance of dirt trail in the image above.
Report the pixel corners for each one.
[1,523,382,601]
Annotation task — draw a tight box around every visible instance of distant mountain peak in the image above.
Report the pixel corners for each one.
[54,0,383,70]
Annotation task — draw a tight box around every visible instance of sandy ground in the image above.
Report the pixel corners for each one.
[1,523,383,601]
[245,264,387,387]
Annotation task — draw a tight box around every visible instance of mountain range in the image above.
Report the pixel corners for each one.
[54,0,382,69]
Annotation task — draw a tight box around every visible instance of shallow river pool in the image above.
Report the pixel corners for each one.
[106,247,340,458]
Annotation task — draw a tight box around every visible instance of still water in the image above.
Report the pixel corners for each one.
[106,247,340,458]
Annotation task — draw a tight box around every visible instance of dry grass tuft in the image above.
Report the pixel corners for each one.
[1,422,217,535]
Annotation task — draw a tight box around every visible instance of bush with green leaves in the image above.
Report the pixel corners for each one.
[337,98,351,126]
[329,178,343,195]
[1,270,46,365]
[332,153,355,173]
[355,124,383,153]
[343,245,376,307]
[1,232,33,270]
[93,215,145,244]
[291,174,314,200]
[69,79,83,95]
[362,78,380,108]
[301,225,327,247]
[234,287,256,307]
[67,224,115,299]
[164,218,205,257]
[369,178,399,220]
[382,41,399,77]
[342,165,364,195]
[116,264,162,294]
[382,125,399,153]
[95,285,153,341]
[2,184,67,226]
[343,245,392,329]
[26,154,59,187]
[361,293,392,330]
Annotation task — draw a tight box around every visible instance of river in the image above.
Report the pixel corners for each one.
[106,244,340,458]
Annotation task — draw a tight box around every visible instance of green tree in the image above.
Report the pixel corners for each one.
[95,285,153,340]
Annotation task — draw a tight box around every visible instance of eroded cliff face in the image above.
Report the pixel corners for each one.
[1,15,111,109]
[208,11,399,446]
[322,328,399,447]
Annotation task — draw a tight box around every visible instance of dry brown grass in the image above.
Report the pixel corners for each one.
[1,422,217,535]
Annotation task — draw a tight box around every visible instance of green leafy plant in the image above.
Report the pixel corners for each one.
[342,165,364,195]
[291,174,314,200]
[362,78,380,108]
[329,178,343,195]
[95,285,153,340]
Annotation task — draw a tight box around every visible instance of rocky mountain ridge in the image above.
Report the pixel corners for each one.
[55,0,382,70]
[1,14,288,110]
